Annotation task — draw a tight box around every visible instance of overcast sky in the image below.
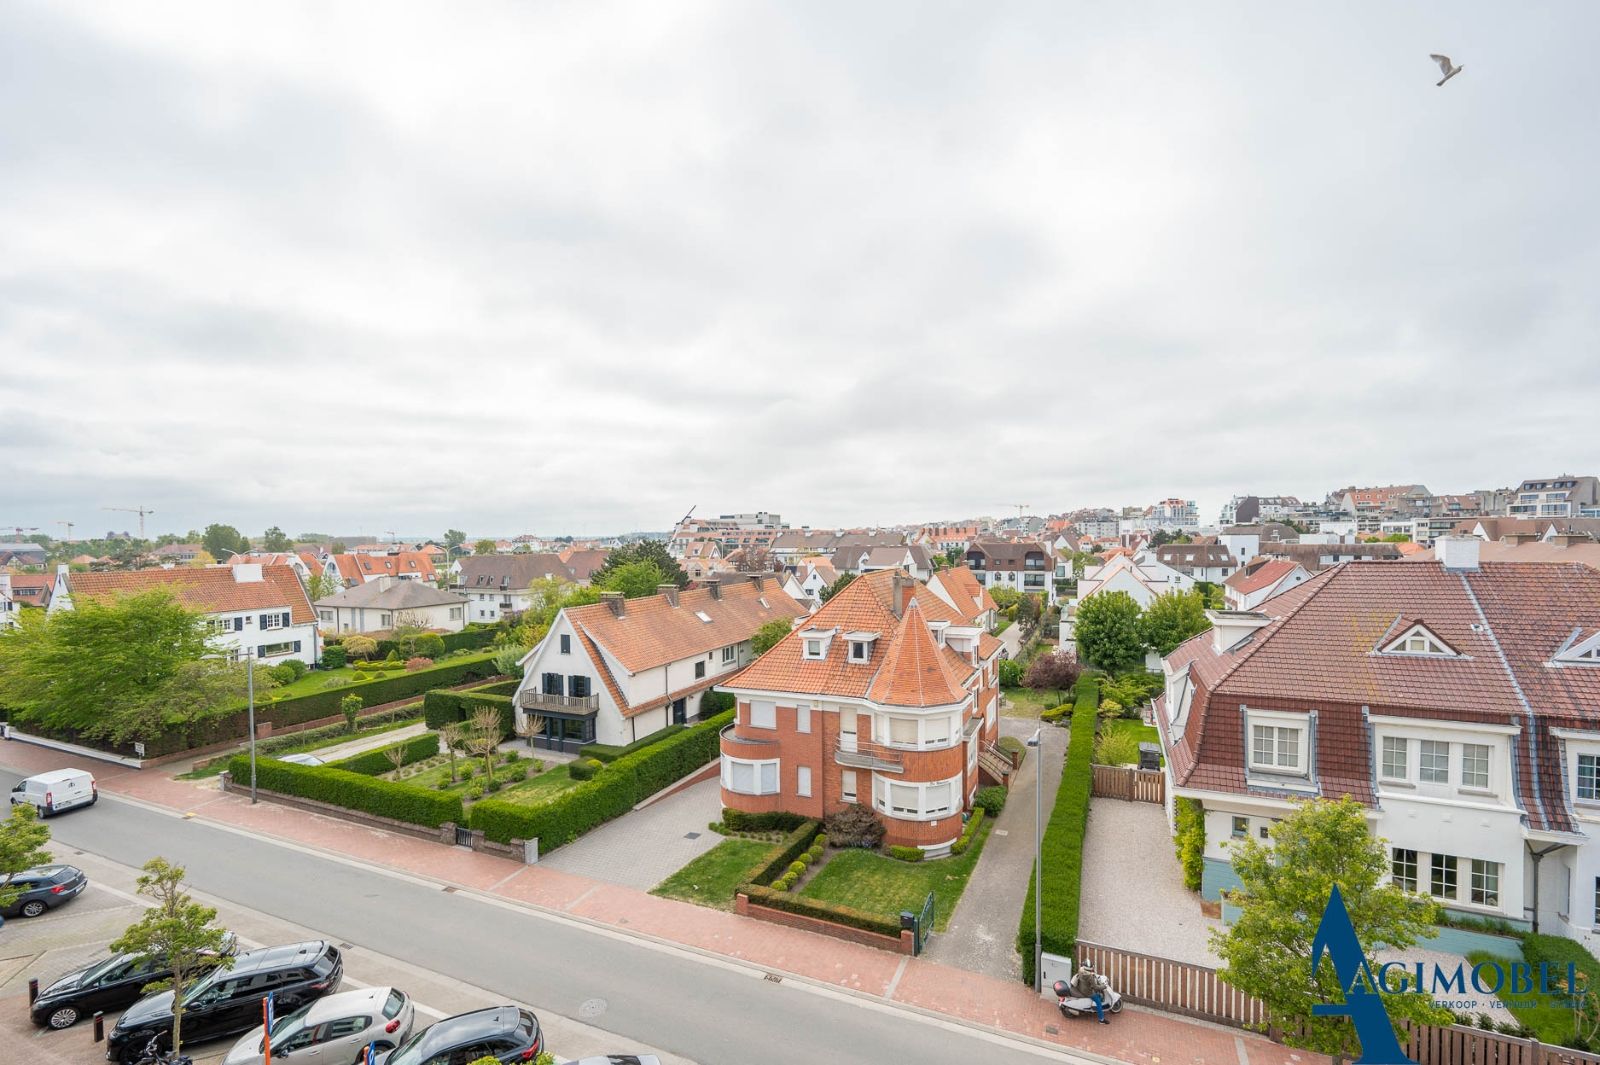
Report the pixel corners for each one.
[2,2,1597,539]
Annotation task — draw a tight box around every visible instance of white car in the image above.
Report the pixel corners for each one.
[278,753,325,766]
[222,986,414,1065]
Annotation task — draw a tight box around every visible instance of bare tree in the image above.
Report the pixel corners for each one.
[439,722,466,783]
[468,706,503,785]
[383,744,407,776]
[515,713,547,749]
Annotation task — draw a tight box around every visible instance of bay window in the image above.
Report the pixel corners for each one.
[873,773,964,820]
[721,756,779,796]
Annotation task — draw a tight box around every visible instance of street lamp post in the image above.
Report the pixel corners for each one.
[246,650,258,804]
[1026,725,1043,991]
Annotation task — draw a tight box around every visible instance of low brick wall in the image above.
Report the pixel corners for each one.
[736,892,914,955]
[634,759,719,811]
[219,770,455,845]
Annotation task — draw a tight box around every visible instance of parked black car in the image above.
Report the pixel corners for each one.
[381,1005,543,1065]
[0,864,87,918]
[106,941,342,1064]
[30,932,239,1030]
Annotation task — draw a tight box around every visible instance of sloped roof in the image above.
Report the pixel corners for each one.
[455,554,575,589]
[866,598,971,707]
[68,565,314,623]
[566,578,804,675]
[315,579,465,610]
[558,548,611,581]
[929,565,997,622]
[1225,558,1302,595]
[331,552,437,583]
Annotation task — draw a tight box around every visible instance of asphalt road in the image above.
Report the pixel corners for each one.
[2,769,1079,1065]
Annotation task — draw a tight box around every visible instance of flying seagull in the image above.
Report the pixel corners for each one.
[1430,54,1463,86]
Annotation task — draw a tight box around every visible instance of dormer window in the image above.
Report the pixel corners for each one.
[1555,631,1600,666]
[1381,623,1457,658]
[805,639,825,660]
[849,641,870,662]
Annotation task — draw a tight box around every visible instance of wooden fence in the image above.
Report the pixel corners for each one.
[1074,941,1600,1065]
[1090,763,1165,803]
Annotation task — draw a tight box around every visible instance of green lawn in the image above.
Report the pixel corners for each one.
[1001,687,1073,718]
[1095,718,1161,766]
[260,651,497,700]
[178,715,425,779]
[1102,718,1158,745]
[652,838,776,910]
[1465,949,1577,1044]
[799,819,993,932]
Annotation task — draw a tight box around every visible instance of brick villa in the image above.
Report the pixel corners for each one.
[716,568,1008,854]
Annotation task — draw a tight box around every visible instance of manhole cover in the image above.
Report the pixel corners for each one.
[764,973,783,983]
[684,831,701,840]
[579,998,607,1018]
[1045,1024,1060,1035]
[993,829,1009,837]
[442,885,458,893]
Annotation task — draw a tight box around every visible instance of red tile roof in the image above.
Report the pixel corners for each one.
[1225,558,1301,595]
[331,552,437,584]
[65,565,314,624]
[866,599,971,708]
[567,579,805,676]
[1161,561,1600,832]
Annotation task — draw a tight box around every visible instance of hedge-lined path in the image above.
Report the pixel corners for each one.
[924,716,1068,979]
[305,720,431,762]
[0,734,1307,1065]
[538,776,725,889]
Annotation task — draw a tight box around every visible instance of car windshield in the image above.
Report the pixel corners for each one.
[79,955,133,985]
[381,1028,431,1065]
[267,1005,313,1052]
[179,964,228,1004]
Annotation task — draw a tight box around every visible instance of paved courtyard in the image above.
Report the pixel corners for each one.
[1079,796,1222,966]
[539,775,725,889]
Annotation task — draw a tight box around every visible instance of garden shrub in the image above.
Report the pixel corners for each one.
[699,690,735,715]
[468,783,484,799]
[421,688,514,734]
[788,860,806,876]
[738,820,820,888]
[320,645,348,669]
[228,755,464,828]
[469,711,733,847]
[404,656,434,672]
[1174,797,1205,892]
[331,733,439,776]
[951,809,986,856]
[400,632,447,660]
[508,767,528,782]
[1017,672,1098,986]
[569,758,602,781]
[581,725,686,763]
[973,785,1008,816]
[889,845,925,863]
[998,658,1025,687]
[1094,730,1141,766]
[722,809,809,833]
[824,804,886,849]
[1041,704,1071,723]
[344,635,379,661]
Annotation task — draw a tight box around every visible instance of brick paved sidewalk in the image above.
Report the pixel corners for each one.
[1,738,1309,1065]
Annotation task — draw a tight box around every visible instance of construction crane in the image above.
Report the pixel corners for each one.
[57,520,75,541]
[103,505,155,539]
[1001,504,1031,522]
[2,524,39,539]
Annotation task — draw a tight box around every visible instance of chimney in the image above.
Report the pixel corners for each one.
[749,575,765,595]
[706,577,722,601]
[601,590,626,617]
[657,583,679,607]
[1436,534,1481,573]
[890,572,909,619]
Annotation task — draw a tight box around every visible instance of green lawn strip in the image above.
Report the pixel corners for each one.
[652,838,776,910]
[1001,687,1061,716]
[495,764,585,806]
[799,819,993,932]
[390,755,581,806]
[1464,949,1574,1043]
[264,651,498,700]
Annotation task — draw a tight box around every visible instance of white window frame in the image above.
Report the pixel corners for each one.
[722,644,736,663]
[872,772,963,821]
[1419,740,1450,784]
[796,705,811,734]
[1460,743,1491,790]
[721,756,780,796]
[1382,624,1455,657]
[804,639,825,660]
[1247,714,1308,777]
[849,640,870,662]
[1380,736,1408,781]
[262,613,285,631]
[878,713,961,750]
[748,701,776,730]
[841,769,857,803]
[797,766,812,798]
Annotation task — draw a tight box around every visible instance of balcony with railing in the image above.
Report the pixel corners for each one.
[834,737,905,773]
[518,689,599,713]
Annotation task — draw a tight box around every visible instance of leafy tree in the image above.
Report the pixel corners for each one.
[1149,529,1176,547]
[0,590,222,742]
[938,548,964,569]
[1139,589,1212,656]
[443,529,467,557]
[593,540,687,587]
[329,540,348,554]
[1017,592,1042,625]
[0,804,51,911]
[187,550,217,568]
[492,645,528,678]
[306,569,342,602]
[1380,532,1411,543]
[1074,591,1145,673]
[110,858,233,1056]
[107,659,259,746]
[340,693,363,733]
[342,635,379,660]
[751,619,792,655]
[1022,650,1081,702]
[818,572,857,602]
[730,545,778,573]
[474,539,498,555]
[1213,798,1450,1057]
[513,578,601,648]
[261,526,291,552]
[596,560,668,599]
[1067,551,1099,580]
[988,585,1021,611]
[201,523,249,560]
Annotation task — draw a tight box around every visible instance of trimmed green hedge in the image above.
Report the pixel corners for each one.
[1018,672,1099,986]
[331,733,440,776]
[1174,797,1205,892]
[1522,934,1600,978]
[470,711,732,847]
[422,689,515,735]
[888,845,925,863]
[951,808,986,856]
[373,626,497,659]
[262,656,498,730]
[228,755,463,828]
[740,821,821,888]
[742,884,903,938]
[722,809,810,833]
[582,724,685,764]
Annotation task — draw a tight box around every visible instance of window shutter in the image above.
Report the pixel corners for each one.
[293,641,301,653]
[282,611,290,628]
[259,614,268,629]
[235,617,244,632]
[257,645,265,657]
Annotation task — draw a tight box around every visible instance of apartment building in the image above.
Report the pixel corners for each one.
[964,540,1056,605]
[1507,476,1600,519]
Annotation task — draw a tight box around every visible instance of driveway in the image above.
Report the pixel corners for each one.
[1079,797,1221,966]
[996,623,1022,660]
[539,776,725,889]
[924,717,1067,980]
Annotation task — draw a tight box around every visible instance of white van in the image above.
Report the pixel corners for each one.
[10,768,97,816]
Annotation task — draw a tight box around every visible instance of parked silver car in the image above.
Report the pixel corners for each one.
[222,986,413,1065]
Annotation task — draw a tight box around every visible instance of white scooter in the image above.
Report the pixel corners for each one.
[1052,977,1124,1021]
